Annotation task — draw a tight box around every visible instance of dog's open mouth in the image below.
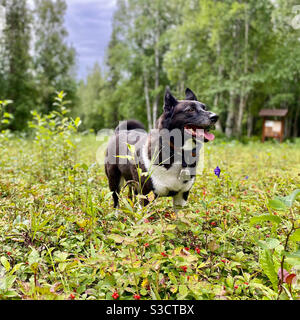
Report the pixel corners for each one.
[184,125,215,141]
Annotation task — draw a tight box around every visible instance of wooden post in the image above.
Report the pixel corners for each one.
[280,118,285,143]
[262,117,266,142]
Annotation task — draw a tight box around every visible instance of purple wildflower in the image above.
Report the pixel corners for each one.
[214,166,221,178]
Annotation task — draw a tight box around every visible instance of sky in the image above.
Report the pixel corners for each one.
[25,0,117,80]
[64,0,117,80]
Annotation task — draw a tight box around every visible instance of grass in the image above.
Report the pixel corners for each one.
[0,133,300,300]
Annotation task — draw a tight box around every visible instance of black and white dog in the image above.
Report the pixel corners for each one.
[105,88,218,211]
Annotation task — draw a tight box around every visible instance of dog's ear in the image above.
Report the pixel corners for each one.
[164,87,178,113]
[185,88,198,101]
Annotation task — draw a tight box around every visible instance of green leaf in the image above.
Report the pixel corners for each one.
[150,284,161,300]
[107,234,124,243]
[259,249,278,291]
[178,285,189,299]
[127,144,135,155]
[137,167,143,178]
[57,91,65,99]
[74,117,82,128]
[268,199,287,211]
[58,262,67,272]
[28,247,40,266]
[285,250,300,267]
[122,198,134,213]
[0,256,11,272]
[115,155,133,160]
[90,242,96,258]
[168,272,178,285]
[81,163,89,171]
[250,214,281,226]
[284,249,300,259]
[258,238,280,250]
[0,275,16,291]
[290,229,300,242]
[103,192,113,201]
[140,288,148,296]
[3,112,13,119]
[10,263,23,275]
[54,251,69,262]
[225,276,234,288]
[2,290,18,298]
[276,189,300,208]
[0,100,13,107]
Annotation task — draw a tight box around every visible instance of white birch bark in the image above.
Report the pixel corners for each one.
[236,5,249,136]
[143,69,152,130]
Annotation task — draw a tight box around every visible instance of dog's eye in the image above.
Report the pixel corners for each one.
[202,105,207,111]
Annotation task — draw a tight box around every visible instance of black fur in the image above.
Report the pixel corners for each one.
[115,120,146,132]
[183,191,190,201]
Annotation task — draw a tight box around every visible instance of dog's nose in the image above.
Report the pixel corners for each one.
[210,113,219,123]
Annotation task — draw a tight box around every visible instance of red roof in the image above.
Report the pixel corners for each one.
[259,109,288,117]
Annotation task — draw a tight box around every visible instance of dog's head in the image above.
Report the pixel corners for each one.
[158,88,219,142]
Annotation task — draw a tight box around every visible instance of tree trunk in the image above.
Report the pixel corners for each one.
[225,91,235,138]
[285,117,292,138]
[143,70,152,130]
[214,40,223,133]
[236,94,248,136]
[152,8,160,128]
[247,113,253,137]
[213,93,223,132]
[236,5,249,137]
[293,102,299,137]
[152,46,160,128]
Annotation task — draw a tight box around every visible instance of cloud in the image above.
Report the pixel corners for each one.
[28,0,117,79]
[64,0,117,79]
[67,0,117,9]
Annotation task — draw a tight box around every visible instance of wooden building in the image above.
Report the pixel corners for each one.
[259,109,288,143]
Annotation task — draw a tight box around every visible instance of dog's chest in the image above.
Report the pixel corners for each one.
[152,164,194,196]
[142,146,194,196]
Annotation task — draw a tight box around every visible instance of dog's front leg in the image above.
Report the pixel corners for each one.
[173,191,189,214]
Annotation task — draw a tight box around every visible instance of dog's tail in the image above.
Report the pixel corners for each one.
[115,120,146,133]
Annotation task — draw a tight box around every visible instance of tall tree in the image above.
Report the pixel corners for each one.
[1,0,35,130]
[76,62,104,131]
[96,0,149,129]
[100,0,184,130]
[129,0,184,129]
[0,4,6,98]
[33,0,77,113]
[164,0,277,138]
[267,0,300,138]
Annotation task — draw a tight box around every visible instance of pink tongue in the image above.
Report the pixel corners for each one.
[204,131,215,141]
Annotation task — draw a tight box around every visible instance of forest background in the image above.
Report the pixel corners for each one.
[0,0,300,139]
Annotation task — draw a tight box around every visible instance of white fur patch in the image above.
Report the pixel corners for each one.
[142,143,195,196]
